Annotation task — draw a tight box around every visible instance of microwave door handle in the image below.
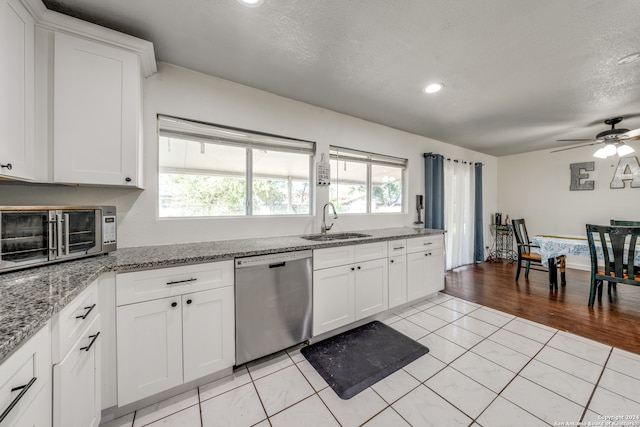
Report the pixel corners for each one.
[48,217,56,257]
[56,214,63,258]
[63,213,70,256]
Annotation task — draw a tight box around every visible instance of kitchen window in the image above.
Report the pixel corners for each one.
[158,115,315,217]
[329,146,406,213]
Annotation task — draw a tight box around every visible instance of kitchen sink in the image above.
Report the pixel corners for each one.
[301,232,371,241]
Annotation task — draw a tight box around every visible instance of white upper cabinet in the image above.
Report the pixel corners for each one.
[0,0,35,181]
[15,0,156,187]
[53,32,142,187]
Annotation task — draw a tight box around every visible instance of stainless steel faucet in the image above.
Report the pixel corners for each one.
[321,202,338,235]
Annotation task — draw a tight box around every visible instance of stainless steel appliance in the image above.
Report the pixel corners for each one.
[0,206,116,273]
[235,250,312,365]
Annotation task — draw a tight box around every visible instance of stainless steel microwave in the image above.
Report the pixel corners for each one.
[0,206,116,273]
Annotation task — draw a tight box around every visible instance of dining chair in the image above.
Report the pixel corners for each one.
[586,224,640,307]
[610,219,640,226]
[512,218,566,285]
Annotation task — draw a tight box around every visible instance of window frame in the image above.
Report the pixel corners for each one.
[158,115,315,218]
[329,145,407,214]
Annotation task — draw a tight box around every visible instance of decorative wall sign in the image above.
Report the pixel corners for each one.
[569,162,594,191]
[610,156,640,189]
[569,156,640,190]
[316,153,331,186]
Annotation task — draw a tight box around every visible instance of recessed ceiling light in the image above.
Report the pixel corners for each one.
[424,83,444,94]
[617,51,640,65]
[237,0,264,7]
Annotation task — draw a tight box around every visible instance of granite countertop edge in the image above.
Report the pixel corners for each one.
[0,227,444,363]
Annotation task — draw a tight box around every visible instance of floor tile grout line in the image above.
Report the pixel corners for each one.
[578,346,614,423]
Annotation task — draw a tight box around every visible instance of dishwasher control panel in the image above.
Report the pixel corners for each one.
[235,250,312,268]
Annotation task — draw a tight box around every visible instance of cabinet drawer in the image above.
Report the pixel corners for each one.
[52,280,98,363]
[0,324,50,426]
[313,246,355,270]
[406,235,444,253]
[387,239,407,255]
[53,315,101,427]
[354,242,388,263]
[116,261,234,306]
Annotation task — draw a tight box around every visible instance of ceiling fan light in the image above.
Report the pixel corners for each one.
[603,144,617,157]
[617,144,635,156]
[593,147,608,158]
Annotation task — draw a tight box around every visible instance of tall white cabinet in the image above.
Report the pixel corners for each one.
[53,32,142,187]
[0,0,35,181]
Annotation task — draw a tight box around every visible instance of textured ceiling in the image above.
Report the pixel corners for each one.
[42,0,640,156]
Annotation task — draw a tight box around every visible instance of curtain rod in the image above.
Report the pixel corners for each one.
[423,152,484,166]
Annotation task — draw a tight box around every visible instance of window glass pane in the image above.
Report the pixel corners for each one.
[371,165,403,212]
[159,136,246,217]
[329,158,367,213]
[252,150,310,215]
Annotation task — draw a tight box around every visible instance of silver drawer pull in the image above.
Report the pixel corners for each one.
[423,242,433,246]
[166,278,197,285]
[393,246,405,250]
[0,377,37,423]
[76,304,96,320]
[80,332,100,352]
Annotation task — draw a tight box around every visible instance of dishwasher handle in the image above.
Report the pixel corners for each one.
[269,262,286,268]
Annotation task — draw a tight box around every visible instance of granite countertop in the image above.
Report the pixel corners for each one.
[0,227,443,363]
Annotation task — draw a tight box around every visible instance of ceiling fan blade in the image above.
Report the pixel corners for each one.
[550,141,602,153]
[620,127,640,139]
[555,139,599,142]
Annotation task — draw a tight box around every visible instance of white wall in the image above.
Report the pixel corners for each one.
[498,146,640,269]
[0,62,498,249]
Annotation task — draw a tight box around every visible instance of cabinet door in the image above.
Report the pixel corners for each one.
[0,0,34,180]
[312,266,355,336]
[182,287,235,383]
[425,249,445,295]
[354,258,388,320]
[116,297,182,406]
[53,315,101,427]
[53,32,141,186]
[406,251,428,302]
[388,255,407,308]
[6,384,51,427]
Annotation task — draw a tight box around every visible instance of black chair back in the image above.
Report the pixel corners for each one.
[511,219,529,250]
[586,224,640,282]
[610,220,640,226]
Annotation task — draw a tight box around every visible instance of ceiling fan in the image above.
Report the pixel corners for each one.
[551,117,640,157]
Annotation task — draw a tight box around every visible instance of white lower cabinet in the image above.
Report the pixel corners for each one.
[407,235,445,301]
[52,280,101,427]
[354,258,388,320]
[313,265,355,335]
[116,297,183,405]
[0,323,51,427]
[116,261,235,406]
[388,254,407,308]
[53,315,101,427]
[313,242,388,336]
[182,287,235,383]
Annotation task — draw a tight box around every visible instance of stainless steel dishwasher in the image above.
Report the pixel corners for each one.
[235,250,312,365]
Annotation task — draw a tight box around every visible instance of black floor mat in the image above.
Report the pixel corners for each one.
[300,321,429,400]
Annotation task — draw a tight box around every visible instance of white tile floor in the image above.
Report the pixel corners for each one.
[100,293,640,427]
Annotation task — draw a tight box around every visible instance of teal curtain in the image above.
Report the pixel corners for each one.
[474,163,484,262]
[424,154,444,229]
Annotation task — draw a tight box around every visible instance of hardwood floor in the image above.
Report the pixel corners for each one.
[443,260,640,355]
